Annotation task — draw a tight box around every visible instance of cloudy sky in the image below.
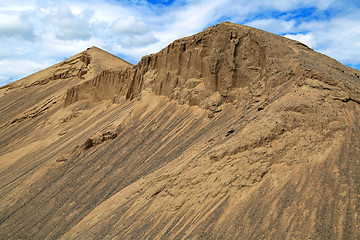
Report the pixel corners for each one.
[1,0,360,86]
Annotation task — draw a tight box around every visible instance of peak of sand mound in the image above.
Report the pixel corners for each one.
[1,46,131,91]
[64,22,360,109]
[1,23,360,239]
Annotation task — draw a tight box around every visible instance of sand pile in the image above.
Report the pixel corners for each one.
[1,22,360,239]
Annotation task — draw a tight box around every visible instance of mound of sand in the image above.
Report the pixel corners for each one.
[1,22,360,239]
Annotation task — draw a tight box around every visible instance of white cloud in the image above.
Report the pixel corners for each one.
[45,6,93,40]
[112,17,150,35]
[111,16,158,48]
[262,0,336,11]
[0,13,34,40]
[247,19,296,34]
[284,33,317,48]
[117,33,158,48]
[294,13,360,65]
[0,48,12,59]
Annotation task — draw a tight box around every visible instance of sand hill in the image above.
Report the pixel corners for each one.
[1,22,360,239]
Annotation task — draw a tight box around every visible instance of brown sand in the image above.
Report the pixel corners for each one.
[1,22,360,239]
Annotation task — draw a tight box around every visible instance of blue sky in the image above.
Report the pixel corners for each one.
[1,0,360,86]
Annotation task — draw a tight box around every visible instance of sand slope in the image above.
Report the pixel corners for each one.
[1,22,360,239]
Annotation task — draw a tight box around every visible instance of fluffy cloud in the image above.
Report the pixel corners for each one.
[247,19,296,34]
[262,0,336,11]
[45,7,94,41]
[112,17,158,48]
[0,0,359,86]
[112,17,150,35]
[293,11,360,65]
[117,33,158,48]
[0,14,34,40]
[284,33,317,48]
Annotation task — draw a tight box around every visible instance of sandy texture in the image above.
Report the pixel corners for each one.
[1,22,360,239]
